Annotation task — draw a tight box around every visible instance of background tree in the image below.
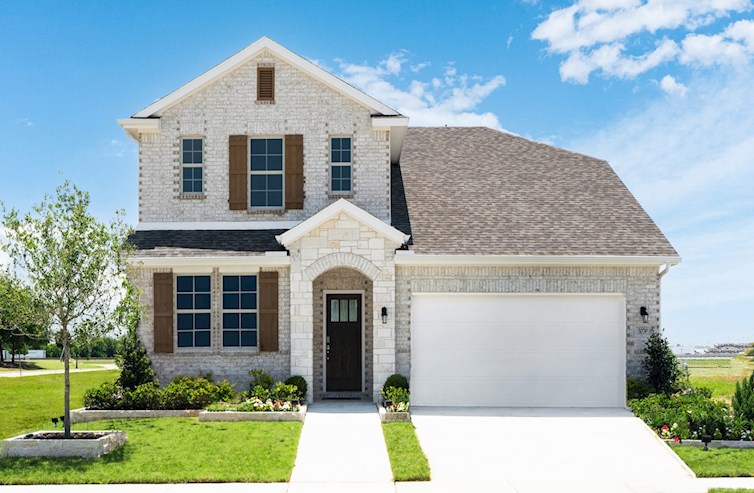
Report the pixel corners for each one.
[0,270,48,364]
[2,182,131,437]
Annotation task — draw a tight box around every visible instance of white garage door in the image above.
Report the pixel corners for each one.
[410,294,626,407]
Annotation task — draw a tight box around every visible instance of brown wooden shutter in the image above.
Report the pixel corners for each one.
[229,135,248,210]
[153,272,174,354]
[257,67,275,101]
[259,271,279,352]
[285,134,304,210]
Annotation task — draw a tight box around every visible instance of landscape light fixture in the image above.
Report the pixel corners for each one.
[640,306,649,324]
[701,434,712,451]
[381,306,388,324]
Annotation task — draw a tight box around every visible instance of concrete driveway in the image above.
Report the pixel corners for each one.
[411,407,694,488]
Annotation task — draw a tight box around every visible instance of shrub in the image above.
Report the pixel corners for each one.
[250,384,272,401]
[734,372,754,421]
[643,332,683,394]
[117,327,156,390]
[383,386,410,404]
[83,381,124,410]
[285,375,308,399]
[160,375,226,409]
[629,389,737,440]
[249,369,275,391]
[272,382,299,402]
[627,376,654,399]
[122,382,161,410]
[384,373,409,391]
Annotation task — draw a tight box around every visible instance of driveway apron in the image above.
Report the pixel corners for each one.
[289,401,392,485]
[411,407,694,482]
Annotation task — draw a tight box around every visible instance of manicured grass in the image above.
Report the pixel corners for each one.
[0,418,302,484]
[382,422,431,481]
[682,356,754,400]
[674,447,754,477]
[0,359,115,372]
[0,370,118,440]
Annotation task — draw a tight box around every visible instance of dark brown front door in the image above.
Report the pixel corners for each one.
[326,294,362,392]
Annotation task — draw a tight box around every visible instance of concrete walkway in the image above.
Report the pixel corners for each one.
[288,401,392,490]
[0,364,118,377]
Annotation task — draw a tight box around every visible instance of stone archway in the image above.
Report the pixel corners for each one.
[311,267,374,400]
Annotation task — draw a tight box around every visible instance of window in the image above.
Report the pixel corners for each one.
[250,138,283,208]
[330,298,358,322]
[330,137,352,193]
[222,275,258,347]
[176,275,211,348]
[181,138,204,194]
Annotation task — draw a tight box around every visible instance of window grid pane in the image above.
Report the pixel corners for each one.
[181,138,204,193]
[250,138,284,208]
[330,137,352,193]
[222,275,258,347]
[175,275,211,348]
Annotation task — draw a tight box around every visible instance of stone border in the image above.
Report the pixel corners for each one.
[1,431,127,458]
[70,408,200,424]
[378,404,411,423]
[198,405,307,422]
[666,439,754,449]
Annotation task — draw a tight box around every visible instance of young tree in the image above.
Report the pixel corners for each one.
[116,284,155,390]
[643,331,683,394]
[2,182,131,437]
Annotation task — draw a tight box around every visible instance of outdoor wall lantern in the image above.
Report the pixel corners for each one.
[381,306,388,324]
[640,306,649,324]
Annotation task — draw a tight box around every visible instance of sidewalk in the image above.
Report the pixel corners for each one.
[0,365,117,378]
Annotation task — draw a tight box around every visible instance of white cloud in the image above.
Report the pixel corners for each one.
[16,118,34,127]
[337,53,507,128]
[110,139,126,158]
[659,74,689,96]
[571,67,754,345]
[532,1,754,83]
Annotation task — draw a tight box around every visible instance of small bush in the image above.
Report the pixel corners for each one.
[734,372,754,421]
[627,377,654,399]
[249,369,275,391]
[384,373,409,391]
[383,386,410,404]
[285,375,308,399]
[122,382,161,410]
[250,385,272,401]
[83,380,124,410]
[272,382,299,402]
[643,332,683,394]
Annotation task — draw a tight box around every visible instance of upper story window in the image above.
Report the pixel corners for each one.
[330,137,352,194]
[181,138,204,194]
[222,275,258,347]
[176,275,211,348]
[250,138,284,209]
[257,66,275,102]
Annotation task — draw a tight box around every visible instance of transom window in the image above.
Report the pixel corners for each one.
[181,138,204,194]
[176,275,211,348]
[250,138,283,208]
[330,137,352,193]
[330,298,358,322]
[222,275,258,347]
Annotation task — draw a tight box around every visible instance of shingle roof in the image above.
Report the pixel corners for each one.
[129,230,287,257]
[397,127,678,257]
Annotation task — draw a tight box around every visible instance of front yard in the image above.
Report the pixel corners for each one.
[0,358,116,373]
[0,418,301,484]
[674,447,754,478]
[382,422,430,481]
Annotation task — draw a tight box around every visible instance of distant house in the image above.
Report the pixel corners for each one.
[119,37,679,407]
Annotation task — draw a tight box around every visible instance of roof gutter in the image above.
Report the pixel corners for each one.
[394,252,682,267]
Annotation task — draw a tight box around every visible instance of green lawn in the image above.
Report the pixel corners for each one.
[0,418,302,484]
[708,490,754,493]
[674,447,754,477]
[0,370,118,440]
[682,356,754,400]
[0,359,115,372]
[382,422,431,481]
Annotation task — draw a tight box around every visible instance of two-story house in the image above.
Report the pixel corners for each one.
[120,37,679,406]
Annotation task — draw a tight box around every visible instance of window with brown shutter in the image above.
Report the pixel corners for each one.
[285,135,304,210]
[257,67,275,102]
[228,135,248,210]
[258,271,279,352]
[153,272,174,353]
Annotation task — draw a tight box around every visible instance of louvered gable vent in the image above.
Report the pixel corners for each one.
[257,66,275,102]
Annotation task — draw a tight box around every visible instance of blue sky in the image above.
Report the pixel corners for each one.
[1,1,752,347]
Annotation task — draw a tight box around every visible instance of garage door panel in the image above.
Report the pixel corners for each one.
[410,294,626,407]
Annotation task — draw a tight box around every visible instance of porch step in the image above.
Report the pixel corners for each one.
[323,391,364,400]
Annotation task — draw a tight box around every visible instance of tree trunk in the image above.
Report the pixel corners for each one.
[0,340,4,362]
[63,337,71,438]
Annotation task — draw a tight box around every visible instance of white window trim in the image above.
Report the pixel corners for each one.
[221,274,259,351]
[328,135,353,195]
[249,136,285,211]
[179,136,206,197]
[174,274,213,352]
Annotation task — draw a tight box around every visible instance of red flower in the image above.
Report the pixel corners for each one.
[661,425,669,431]
[673,437,680,443]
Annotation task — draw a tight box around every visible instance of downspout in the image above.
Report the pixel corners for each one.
[657,263,671,334]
